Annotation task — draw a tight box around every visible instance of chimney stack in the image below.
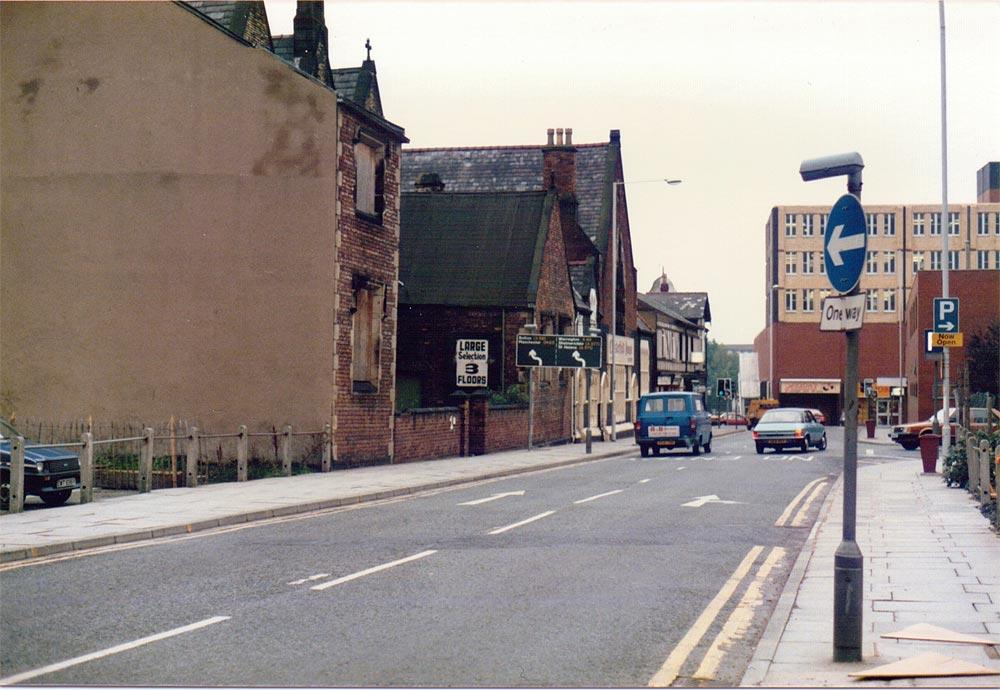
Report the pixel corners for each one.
[547,128,555,146]
[566,128,573,146]
[542,126,577,193]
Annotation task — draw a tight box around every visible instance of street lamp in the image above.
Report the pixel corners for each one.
[608,178,682,441]
[768,284,779,399]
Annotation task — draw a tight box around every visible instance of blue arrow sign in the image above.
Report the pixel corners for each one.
[933,298,959,333]
[824,194,867,294]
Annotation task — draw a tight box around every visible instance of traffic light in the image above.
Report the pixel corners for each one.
[717,379,726,397]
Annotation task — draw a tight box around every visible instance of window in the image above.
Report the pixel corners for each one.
[785,213,797,236]
[884,213,896,236]
[883,289,896,313]
[802,252,814,274]
[912,251,924,273]
[977,250,989,269]
[930,212,941,235]
[995,213,1000,235]
[802,289,814,312]
[785,252,797,274]
[354,132,386,222]
[948,212,960,236]
[819,214,828,236]
[802,214,814,236]
[351,278,385,392]
[883,251,896,274]
[784,289,797,312]
[996,250,1000,268]
[867,213,877,236]
[819,288,831,303]
[818,251,825,274]
[913,212,925,236]
[948,250,959,270]
[866,289,878,311]
[979,213,990,235]
[930,250,941,270]
[866,251,878,274]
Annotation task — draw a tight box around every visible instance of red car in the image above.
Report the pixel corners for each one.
[809,409,827,425]
[720,412,748,426]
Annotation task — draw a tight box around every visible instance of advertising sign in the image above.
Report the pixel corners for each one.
[456,339,488,387]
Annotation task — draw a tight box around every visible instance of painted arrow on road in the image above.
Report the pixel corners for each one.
[681,494,743,508]
[827,224,866,267]
[458,491,526,506]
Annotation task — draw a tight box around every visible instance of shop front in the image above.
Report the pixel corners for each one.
[778,379,842,424]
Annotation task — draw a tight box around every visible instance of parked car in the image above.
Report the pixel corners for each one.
[752,407,827,454]
[710,413,722,426]
[889,407,999,451]
[720,412,749,426]
[746,398,779,430]
[1,418,81,509]
[634,392,712,457]
[809,409,827,425]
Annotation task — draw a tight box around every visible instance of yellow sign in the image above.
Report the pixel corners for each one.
[930,332,963,348]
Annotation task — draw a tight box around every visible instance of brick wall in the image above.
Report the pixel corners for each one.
[394,407,462,462]
[334,107,402,465]
[485,406,529,453]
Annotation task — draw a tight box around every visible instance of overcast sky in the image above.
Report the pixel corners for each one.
[266,0,999,344]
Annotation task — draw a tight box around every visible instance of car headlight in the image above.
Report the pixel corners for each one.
[30,460,45,472]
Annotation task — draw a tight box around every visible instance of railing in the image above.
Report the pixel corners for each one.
[4,423,333,514]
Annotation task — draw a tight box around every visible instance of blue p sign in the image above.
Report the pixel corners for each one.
[933,298,959,333]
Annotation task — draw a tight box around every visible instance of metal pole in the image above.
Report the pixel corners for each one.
[939,0,951,464]
[585,367,593,453]
[528,367,535,449]
[834,174,864,663]
[769,286,775,399]
[609,182,618,441]
[898,248,904,426]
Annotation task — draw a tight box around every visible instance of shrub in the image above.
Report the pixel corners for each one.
[490,384,528,407]
[942,442,968,488]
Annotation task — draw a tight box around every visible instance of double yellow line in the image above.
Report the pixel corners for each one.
[774,477,829,528]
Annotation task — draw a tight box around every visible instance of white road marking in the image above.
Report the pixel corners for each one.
[639,479,652,484]
[574,489,624,504]
[0,616,230,686]
[733,456,742,460]
[458,490,525,506]
[310,550,437,591]
[774,477,826,527]
[676,466,686,471]
[681,494,742,508]
[488,510,556,535]
[693,547,787,680]
[287,573,332,586]
[648,546,765,687]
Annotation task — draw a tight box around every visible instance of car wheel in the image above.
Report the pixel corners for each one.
[0,481,9,510]
[41,490,72,507]
[703,436,712,453]
[817,434,827,451]
[640,445,650,458]
[900,440,918,451]
[652,446,661,456]
[691,439,701,456]
[800,438,809,452]
[755,443,764,455]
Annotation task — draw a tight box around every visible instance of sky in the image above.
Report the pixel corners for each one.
[266,0,999,344]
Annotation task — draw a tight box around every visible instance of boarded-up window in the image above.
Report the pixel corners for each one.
[354,131,385,221]
[352,281,384,392]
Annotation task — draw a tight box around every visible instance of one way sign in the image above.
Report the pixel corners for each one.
[933,298,959,333]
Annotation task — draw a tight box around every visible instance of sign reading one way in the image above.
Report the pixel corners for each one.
[456,339,488,387]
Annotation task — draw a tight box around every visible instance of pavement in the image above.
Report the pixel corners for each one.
[2,424,998,687]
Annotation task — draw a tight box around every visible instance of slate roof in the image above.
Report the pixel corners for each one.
[332,64,382,116]
[184,1,272,49]
[399,191,555,308]
[271,34,293,63]
[402,143,613,252]
[639,292,712,325]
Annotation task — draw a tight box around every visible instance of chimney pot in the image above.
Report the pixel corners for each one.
[565,128,573,146]
[547,129,554,146]
[556,128,564,146]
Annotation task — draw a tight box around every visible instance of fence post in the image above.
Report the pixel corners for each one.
[237,425,248,482]
[322,423,332,472]
[80,432,94,504]
[139,427,154,493]
[186,427,199,488]
[979,439,991,508]
[7,436,25,513]
[965,429,977,497]
[282,425,292,476]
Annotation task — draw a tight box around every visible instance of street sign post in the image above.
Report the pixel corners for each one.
[930,332,963,348]
[515,334,602,369]
[824,194,867,294]
[933,297,959,333]
[819,294,866,331]
[455,339,489,387]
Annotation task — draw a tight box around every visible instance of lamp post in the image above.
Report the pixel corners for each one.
[768,284,779,399]
[608,178,681,441]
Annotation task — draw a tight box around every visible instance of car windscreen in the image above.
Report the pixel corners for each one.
[760,410,803,424]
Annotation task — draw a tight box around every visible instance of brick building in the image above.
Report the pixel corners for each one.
[401,129,646,438]
[1,1,406,465]
[638,274,711,393]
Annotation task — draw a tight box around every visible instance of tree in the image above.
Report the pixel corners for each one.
[706,339,740,413]
[966,321,999,400]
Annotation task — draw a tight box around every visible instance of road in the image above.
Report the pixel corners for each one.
[0,428,912,687]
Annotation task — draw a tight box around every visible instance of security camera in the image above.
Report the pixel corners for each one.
[799,152,864,181]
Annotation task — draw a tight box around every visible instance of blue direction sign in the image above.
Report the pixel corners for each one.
[933,298,959,333]
[824,194,867,294]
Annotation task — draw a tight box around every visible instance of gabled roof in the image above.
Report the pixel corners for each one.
[639,292,712,325]
[399,191,556,308]
[332,61,382,117]
[183,1,273,49]
[401,142,613,251]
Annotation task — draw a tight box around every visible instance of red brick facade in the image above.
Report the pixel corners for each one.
[393,408,462,463]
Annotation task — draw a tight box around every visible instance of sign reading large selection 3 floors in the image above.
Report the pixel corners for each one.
[456,339,489,387]
[515,334,603,369]
[931,297,962,348]
[819,193,868,332]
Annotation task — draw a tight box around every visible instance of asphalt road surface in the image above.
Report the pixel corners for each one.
[0,428,912,687]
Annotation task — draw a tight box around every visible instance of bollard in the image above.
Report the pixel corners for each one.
[322,423,332,472]
[980,439,991,508]
[237,425,248,482]
[8,436,25,513]
[282,425,292,476]
[139,427,154,493]
[186,427,199,488]
[80,432,94,504]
